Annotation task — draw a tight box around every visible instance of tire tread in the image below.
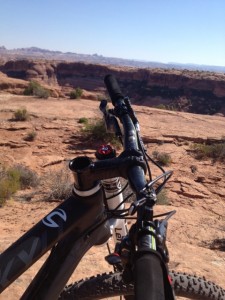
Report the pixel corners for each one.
[59,271,225,300]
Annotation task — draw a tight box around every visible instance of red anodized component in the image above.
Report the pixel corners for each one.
[96,144,116,159]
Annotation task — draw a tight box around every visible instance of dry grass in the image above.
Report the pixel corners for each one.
[0,164,39,206]
[43,167,73,201]
[191,142,225,161]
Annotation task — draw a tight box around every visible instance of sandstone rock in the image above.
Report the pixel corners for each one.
[6,124,32,131]
[0,140,29,148]
[0,71,27,93]
[172,176,211,199]
[1,61,225,115]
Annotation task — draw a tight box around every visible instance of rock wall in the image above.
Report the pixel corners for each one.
[0,71,28,94]
[0,60,58,86]
[0,60,225,115]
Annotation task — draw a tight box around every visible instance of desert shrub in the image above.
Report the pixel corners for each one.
[13,108,29,121]
[78,117,88,124]
[0,164,39,205]
[152,151,172,166]
[0,178,19,206]
[34,86,50,99]
[44,168,73,201]
[12,164,39,189]
[24,130,37,141]
[0,166,20,206]
[24,81,39,95]
[154,104,167,110]
[82,118,121,148]
[157,189,170,205]
[70,87,83,99]
[24,81,50,99]
[154,104,178,111]
[191,142,225,161]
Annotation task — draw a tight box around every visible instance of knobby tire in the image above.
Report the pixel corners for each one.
[58,270,225,299]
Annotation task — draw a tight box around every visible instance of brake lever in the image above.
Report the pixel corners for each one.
[128,189,157,215]
[128,197,147,215]
[155,210,176,242]
[99,100,122,136]
[141,171,173,192]
[99,99,108,113]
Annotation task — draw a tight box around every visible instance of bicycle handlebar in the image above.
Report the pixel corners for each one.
[104,74,148,200]
[71,75,150,199]
[104,74,124,106]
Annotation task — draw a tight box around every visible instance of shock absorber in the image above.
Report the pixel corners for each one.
[95,144,128,244]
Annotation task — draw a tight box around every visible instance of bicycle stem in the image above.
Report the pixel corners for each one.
[69,153,147,191]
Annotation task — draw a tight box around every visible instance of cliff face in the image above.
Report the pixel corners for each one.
[0,60,225,115]
[0,71,28,94]
[0,60,58,86]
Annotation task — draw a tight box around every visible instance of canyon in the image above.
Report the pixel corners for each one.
[0,59,225,116]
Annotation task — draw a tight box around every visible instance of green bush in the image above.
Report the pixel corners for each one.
[13,108,29,121]
[0,178,19,206]
[191,142,225,161]
[34,86,50,99]
[24,81,38,95]
[24,81,50,99]
[154,104,178,111]
[24,130,37,141]
[0,166,20,206]
[152,151,172,166]
[78,117,88,124]
[154,104,167,110]
[82,119,121,148]
[70,87,83,99]
[12,165,39,189]
[0,164,39,206]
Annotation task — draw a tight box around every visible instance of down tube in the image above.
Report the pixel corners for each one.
[21,219,111,300]
[0,188,106,293]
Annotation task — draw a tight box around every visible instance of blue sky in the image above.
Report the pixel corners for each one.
[1,0,225,66]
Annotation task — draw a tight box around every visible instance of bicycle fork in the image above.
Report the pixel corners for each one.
[134,206,176,300]
[106,206,176,299]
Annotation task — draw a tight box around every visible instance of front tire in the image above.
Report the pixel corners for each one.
[59,270,225,299]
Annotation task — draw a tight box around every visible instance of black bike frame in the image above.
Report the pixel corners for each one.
[0,152,146,299]
[0,187,111,298]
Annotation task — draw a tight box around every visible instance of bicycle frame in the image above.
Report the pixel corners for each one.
[0,186,111,299]
[0,154,145,299]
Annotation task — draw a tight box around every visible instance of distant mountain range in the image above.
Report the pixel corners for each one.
[0,46,224,73]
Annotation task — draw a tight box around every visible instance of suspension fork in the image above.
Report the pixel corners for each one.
[133,203,175,300]
[136,201,156,250]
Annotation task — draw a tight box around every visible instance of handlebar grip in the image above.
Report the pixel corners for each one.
[104,74,124,106]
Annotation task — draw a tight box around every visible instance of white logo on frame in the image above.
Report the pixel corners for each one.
[42,209,67,228]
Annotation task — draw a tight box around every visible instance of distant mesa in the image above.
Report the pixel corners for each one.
[0,45,225,73]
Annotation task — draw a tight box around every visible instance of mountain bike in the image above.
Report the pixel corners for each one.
[0,74,224,299]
